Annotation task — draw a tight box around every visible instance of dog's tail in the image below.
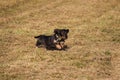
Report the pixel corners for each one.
[34,35,44,39]
[34,35,40,38]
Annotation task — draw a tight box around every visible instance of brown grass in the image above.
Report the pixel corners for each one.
[0,0,120,80]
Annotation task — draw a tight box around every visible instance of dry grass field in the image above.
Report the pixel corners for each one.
[0,0,120,80]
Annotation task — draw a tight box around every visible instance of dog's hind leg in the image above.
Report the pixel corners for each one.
[36,40,42,48]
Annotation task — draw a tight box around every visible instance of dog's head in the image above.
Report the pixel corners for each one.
[54,29,69,41]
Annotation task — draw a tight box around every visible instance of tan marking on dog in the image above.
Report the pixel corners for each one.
[55,44,62,49]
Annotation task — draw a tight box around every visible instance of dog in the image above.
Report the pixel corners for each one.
[34,29,69,50]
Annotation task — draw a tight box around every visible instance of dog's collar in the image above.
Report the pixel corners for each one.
[55,34,63,40]
[53,34,58,43]
[54,37,60,43]
[53,34,64,44]
[53,40,58,43]
[53,38,61,44]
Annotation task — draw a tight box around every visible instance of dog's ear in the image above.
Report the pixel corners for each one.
[66,29,69,33]
[54,29,60,34]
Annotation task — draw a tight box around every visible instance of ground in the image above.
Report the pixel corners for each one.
[0,0,120,80]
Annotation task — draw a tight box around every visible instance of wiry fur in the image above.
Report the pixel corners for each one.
[34,29,69,50]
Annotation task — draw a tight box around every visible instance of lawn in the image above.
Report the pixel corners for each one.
[0,0,120,80]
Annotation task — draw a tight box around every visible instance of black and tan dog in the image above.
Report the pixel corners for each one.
[34,29,69,50]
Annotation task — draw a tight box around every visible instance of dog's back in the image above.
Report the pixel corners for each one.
[34,35,55,48]
[34,35,45,39]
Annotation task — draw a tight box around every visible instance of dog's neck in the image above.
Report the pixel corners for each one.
[53,34,65,44]
[53,34,58,43]
[53,34,63,43]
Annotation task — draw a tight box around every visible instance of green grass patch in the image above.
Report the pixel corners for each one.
[104,51,111,56]
[72,61,86,68]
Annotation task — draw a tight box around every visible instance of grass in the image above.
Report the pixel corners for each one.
[0,0,120,80]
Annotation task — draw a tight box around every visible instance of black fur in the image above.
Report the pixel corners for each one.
[34,29,69,50]
[34,35,57,50]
